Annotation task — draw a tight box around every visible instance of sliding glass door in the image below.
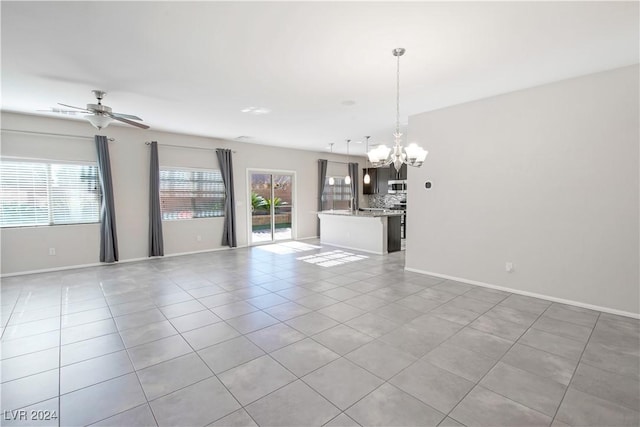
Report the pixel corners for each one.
[249,171,294,244]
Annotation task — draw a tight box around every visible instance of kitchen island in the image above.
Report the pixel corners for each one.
[318,210,403,255]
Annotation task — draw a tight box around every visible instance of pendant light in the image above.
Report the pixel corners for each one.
[363,136,371,184]
[367,48,428,171]
[344,139,351,185]
[328,143,335,186]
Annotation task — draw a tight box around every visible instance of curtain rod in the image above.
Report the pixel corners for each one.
[326,159,356,165]
[145,141,236,153]
[2,129,115,142]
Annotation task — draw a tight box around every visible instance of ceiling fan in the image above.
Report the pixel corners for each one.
[46,90,149,130]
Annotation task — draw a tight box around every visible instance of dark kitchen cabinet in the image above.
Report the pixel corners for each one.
[390,164,407,180]
[362,166,399,194]
[362,168,378,194]
[377,167,390,194]
[387,215,402,252]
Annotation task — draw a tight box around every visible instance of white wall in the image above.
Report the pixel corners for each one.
[1,112,365,275]
[406,65,639,316]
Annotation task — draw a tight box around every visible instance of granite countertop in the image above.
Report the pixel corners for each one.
[318,210,404,217]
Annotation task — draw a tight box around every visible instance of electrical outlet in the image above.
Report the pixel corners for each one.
[49,248,56,256]
[505,262,514,273]
[196,235,202,242]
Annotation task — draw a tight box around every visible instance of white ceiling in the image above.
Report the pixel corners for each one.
[2,1,638,155]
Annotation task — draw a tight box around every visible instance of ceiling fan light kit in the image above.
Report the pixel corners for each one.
[86,114,113,130]
[367,48,428,172]
[54,90,149,130]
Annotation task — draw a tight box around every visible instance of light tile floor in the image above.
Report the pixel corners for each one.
[1,240,639,426]
[250,228,292,244]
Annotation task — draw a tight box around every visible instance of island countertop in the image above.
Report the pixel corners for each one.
[318,210,404,217]
[318,211,403,254]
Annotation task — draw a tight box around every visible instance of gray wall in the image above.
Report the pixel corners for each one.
[405,65,639,316]
[1,112,364,274]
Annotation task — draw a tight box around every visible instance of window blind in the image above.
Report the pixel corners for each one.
[0,160,101,227]
[322,176,352,211]
[159,168,225,220]
[329,177,352,201]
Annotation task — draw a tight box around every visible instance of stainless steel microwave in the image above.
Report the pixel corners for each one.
[388,180,407,194]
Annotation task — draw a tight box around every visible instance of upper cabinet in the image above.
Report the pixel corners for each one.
[377,167,390,194]
[362,166,406,194]
[390,163,407,180]
[362,168,378,194]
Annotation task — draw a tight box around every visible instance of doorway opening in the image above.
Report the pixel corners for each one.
[249,171,295,245]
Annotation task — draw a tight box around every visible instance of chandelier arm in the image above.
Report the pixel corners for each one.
[396,51,401,137]
[372,157,394,168]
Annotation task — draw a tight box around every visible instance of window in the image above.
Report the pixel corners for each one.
[322,176,352,210]
[0,160,101,227]
[159,168,225,220]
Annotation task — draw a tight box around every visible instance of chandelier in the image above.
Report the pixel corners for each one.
[367,48,428,172]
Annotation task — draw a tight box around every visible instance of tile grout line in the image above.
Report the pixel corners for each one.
[549,311,601,425]
[253,279,474,424]
[5,292,115,328]
[4,245,634,427]
[0,293,22,341]
[5,284,336,412]
[57,282,63,427]
[0,290,393,392]
[154,275,263,427]
[186,257,385,423]
[322,412,361,427]
[350,286,500,374]
[82,260,207,426]
[53,262,179,427]
[306,286,506,425]
[0,275,497,376]
[443,301,558,422]
[101,287,161,427]
[47,287,306,376]
[181,268,421,424]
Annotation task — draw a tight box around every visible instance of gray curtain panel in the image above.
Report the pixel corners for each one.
[149,141,164,257]
[95,135,119,263]
[317,159,328,235]
[216,148,237,247]
[348,162,359,210]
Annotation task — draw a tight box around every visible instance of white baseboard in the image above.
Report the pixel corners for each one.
[1,262,105,277]
[320,241,384,255]
[404,267,640,320]
[0,246,239,278]
[160,246,237,258]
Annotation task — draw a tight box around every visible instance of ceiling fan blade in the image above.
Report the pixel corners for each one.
[38,108,83,114]
[109,114,150,129]
[57,103,90,112]
[112,112,143,121]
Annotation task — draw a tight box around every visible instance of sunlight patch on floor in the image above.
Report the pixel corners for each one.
[297,250,368,267]
[254,241,321,254]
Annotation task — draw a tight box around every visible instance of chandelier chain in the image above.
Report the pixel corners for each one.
[396,52,401,136]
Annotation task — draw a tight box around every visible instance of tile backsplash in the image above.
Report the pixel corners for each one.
[366,194,406,208]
